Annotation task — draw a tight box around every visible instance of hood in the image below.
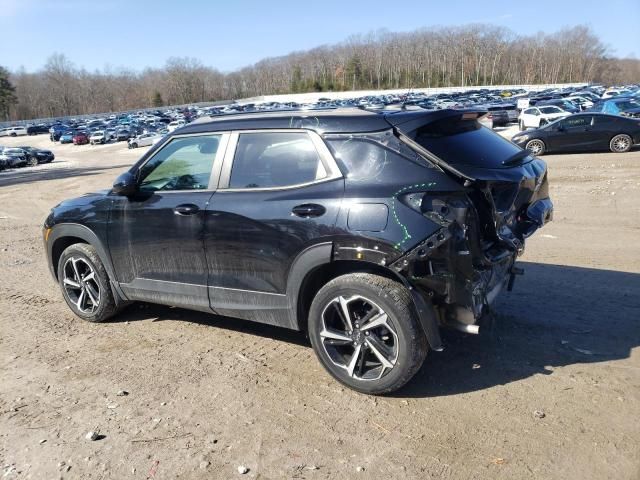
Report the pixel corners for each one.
[56,189,111,208]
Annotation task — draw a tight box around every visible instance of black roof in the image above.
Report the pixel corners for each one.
[176,108,487,135]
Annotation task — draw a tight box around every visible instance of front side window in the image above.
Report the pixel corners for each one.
[229,132,326,189]
[539,106,562,114]
[138,135,220,191]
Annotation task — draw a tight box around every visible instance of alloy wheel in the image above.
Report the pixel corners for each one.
[611,135,630,152]
[319,295,398,381]
[526,139,545,155]
[62,257,101,314]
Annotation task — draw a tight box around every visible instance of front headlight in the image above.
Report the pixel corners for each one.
[513,134,529,143]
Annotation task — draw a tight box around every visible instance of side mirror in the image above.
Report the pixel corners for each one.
[112,171,137,196]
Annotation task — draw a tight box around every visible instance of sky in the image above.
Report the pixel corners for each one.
[1,0,639,73]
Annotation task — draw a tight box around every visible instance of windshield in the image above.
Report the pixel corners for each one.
[412,117,528,169]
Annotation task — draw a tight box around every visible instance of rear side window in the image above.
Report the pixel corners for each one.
[412,117,524,169]
[229,132,326,189]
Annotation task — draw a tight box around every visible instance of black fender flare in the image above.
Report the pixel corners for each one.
[285,242,443,351]
[286,242,333,330]
[46,223,128,304]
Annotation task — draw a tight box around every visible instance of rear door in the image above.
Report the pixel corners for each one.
[203,129,344,328]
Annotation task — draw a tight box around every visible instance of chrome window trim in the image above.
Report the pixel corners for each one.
[217,129,343,192]
[135,131,230,193]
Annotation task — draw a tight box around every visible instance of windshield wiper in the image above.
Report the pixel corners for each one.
[502,150,532,166]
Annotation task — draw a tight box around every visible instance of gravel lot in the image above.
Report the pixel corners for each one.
[1,131,639,479]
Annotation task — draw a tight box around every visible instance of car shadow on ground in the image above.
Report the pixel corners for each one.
[109,262,640,397]
[394,262,640,398]
[0,163,132,188]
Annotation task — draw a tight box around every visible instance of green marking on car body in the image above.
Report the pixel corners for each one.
[391,182,437,250]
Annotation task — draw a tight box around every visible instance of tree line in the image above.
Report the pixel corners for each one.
[2,24,639,121]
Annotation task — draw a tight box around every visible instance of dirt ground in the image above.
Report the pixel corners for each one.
[1,130,639,480]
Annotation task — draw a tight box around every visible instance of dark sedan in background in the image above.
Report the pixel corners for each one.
[18,146,55,165]
[511,113,640,155]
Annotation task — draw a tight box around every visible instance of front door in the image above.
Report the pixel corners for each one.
[109,133,227,311]
[549,116,594,151]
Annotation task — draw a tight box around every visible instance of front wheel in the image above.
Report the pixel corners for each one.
[610,134,632,153]
[525,139,546,156]
[57,243,119,322]
[308,273,428,395]
[28,156,38,167]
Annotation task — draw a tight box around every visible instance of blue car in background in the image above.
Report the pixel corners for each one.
[59,131,75,144]
[590,98,640,118]
[49,124,70,141]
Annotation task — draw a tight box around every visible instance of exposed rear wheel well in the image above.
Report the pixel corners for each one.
[296,260,400,332]
[51,236,88,280]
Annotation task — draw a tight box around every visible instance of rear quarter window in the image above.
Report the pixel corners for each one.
[327,138,390,181]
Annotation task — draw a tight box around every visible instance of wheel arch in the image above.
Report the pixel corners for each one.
[288,243,442,350]
[47,223,128,304]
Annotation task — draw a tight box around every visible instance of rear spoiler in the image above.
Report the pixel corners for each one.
[383,108,488,133]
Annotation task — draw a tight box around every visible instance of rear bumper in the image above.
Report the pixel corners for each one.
[390,171,552,332]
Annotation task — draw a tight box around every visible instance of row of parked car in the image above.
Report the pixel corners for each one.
[1,84,637,168]
[0,145,54,170]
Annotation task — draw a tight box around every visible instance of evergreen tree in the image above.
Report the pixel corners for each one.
[0,66,17,120]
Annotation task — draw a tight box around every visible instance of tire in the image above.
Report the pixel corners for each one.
[610,134,632,153]
[57,243,119,323]
[10,132,16,137]
[525,139,546,156]
[131,143,138,149]
[28,156,38,167]
[308,273,428,394]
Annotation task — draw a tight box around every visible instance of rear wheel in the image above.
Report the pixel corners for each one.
[57,244,118,322]
[525,139,546,156]
[610,134,632,153]
[28,156,38,167]
[308,273,428,394]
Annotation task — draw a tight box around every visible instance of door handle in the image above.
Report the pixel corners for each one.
[174,204,200,216]
[291,203,326,218]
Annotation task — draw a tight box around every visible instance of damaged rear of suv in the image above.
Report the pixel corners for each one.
[44,107,552,394]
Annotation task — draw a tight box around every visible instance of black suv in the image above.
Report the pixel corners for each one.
[44,108,553,394]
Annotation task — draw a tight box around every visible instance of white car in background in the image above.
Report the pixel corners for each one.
[518,106,571,130]
[167,120,186,132]
[90,130,109,145]
[128,132,163,148]
[2,126,28,137]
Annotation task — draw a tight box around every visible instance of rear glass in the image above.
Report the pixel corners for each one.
[412,118,525,169]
